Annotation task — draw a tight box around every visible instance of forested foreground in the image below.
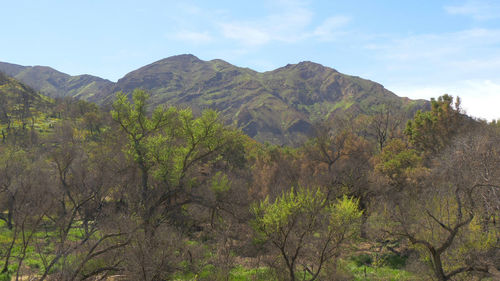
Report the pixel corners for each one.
[0,88,499,281]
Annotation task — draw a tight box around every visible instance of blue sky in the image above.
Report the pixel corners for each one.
[2,0,500,120]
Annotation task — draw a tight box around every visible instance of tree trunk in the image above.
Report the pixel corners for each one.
[431,250,448,281]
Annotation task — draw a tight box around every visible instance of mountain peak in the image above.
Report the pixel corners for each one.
[297,60,321,66]
[296,61,338,72]
[272,60,338,74]
[30,65,70,77]
[155,54,202,64]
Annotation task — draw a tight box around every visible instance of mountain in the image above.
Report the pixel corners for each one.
[0,55,429,145]
[0,62,114,101]
[108,55,428,144]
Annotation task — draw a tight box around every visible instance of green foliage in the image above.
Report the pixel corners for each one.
[0,272,11,281]
[374,139,427,186]
[210,172,231,194]
[378,253,407,269]
[405,94,463,153]
[173,265,274,281]
[252,188,363,242]
[341,259,417,281]
[252,187,363,280]
[0,72,57,143]
[112,89,244,190]
[351,254,373,267]
[252,187,324,240]
[228,266,275,281]
[112,89,176,173]
[329,195,364,232]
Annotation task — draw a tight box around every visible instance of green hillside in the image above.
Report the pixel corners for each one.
[110,55,428,145]
[0,72,54,137]
[0,62,114,100]
[0,55,429,145]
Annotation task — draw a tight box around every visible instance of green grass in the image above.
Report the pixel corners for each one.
[340,254,417,281]
[0,217,417,281]
[229,266,274,281]
[344,261,417,281]
[173,259,417,281]
[173,265,274,281]
[0,219,419,281]
[0,219,106,278]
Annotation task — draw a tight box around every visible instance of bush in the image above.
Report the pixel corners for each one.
[0,272,11,281]
[379,253,407,269]
[351,254,373,267]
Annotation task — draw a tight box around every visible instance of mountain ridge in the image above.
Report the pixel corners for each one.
[0,55,429,145]
[0,61,114,101]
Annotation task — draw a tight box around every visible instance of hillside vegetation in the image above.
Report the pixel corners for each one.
[0,62,113,101]
[0,72,56,144]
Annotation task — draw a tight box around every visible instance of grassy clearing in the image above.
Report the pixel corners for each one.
[0,219,103,280]
[342,260,417,281]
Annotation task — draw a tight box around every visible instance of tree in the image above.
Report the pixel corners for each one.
[0,148,28,230]
[112,89,246,280]
[304,121,372,228]
[373,138,427,190]
[0,147,50,278]
[31,121,128,281]
[305,121,372,196]
[405,94,466,154]
[250,145,303,200]
[252,187,362,281]
[368,104,406,151]
[112,88,244,227]
[307,121,353,173]
[375,129,500,281]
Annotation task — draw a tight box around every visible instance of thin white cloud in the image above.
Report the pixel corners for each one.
[365,28,500,79]
[217,13,350,46]
[217,0,313,46]
[219,24,271,46]
[167,0,351,48]
[174,31,213,44]
[215,0,350,46]
[445,0,500,20]
[313,16,351,41]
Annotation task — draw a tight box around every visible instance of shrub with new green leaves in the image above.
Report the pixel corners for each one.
[251,187,362,281]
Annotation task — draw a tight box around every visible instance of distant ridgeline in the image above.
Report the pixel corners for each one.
[0,55,429,145]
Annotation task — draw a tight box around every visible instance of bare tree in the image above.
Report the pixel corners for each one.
[368,104,406,151]
[376,127,500,281]
[28,123,129,281]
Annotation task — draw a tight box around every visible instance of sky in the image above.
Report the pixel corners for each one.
[1,0,500,120]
